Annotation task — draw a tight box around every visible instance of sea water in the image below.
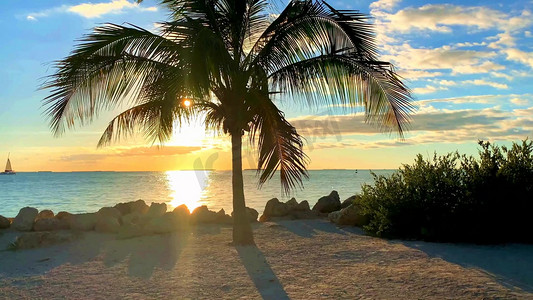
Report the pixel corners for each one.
[0,170,393,217]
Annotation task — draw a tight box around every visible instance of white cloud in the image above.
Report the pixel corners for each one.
[462,79,508,89]
[370,0,402,12]
[398,70,443,80]
[510,98,529,106]
[381,43,500,74]
[453,61,505,75]
[412,85,447,95]
[487,32,516,49]
[377,4,531,34]
[26,0,157,20]
[503,48,533,69]
[490,72,513,81]
[436,80,457,86]
[69,0,157,18]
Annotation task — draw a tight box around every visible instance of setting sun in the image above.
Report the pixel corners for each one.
[183,99,192,107]
[166,170,208,211]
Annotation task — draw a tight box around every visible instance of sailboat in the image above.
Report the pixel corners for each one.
[1,153,16,175]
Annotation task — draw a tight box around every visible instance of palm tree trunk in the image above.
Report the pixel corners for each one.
[231,132,255,245]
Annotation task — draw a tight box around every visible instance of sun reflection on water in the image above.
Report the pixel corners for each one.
[165,170,210,211]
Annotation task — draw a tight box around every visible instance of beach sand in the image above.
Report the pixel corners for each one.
[0,220,532,299]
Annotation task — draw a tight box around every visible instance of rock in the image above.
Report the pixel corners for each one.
[191,206,218,224]
[37,210,54,220]
[117,223,144,239]
[216,209,233,224]
[97,207,122,220]
[114,200,149,216]
[294,200,311,211]
[12,207,39,231]
[33,218,69,231]
[56,211,73,220]
[328,204,369,226]
[13,231,77,249]
[0,215,10,229]
[172,204,190,219]
[341,195,358,209]
[246,207,259,222]
[260,198,289,222]
[286,198,298,210]
[146,202,167,219]
[312,191,341,213]
[145,212,183,234]
[231,207,259,222]
[68,213,98,231]
[291,209,321,220]
[121,212,144,225]
[95,217,121,233]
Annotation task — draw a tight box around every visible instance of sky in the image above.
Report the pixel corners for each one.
[0,0,532,172]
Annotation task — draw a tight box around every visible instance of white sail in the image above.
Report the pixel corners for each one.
[5,158,12,172]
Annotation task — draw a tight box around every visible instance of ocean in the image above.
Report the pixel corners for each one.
[0,170,394,217]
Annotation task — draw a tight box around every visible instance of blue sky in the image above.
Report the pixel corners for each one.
[0,0,532,171]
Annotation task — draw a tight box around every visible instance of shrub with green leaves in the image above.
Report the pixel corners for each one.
[357,140,533,243]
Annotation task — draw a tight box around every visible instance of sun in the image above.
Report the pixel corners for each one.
[183,99,192,107]
[166,170,208,211]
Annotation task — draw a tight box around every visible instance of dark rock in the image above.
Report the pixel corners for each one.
[312,191,341,213]
[95,217,121,233]
[216,209,233,224]
[0,215,10,229]
[260,198,289,222]
[231,207,258,223]
[286,198,298,210]
[294,200,311,211]
[341,195,358,209]
[37,210,54,220]
[33,218,70,231]
[56,211,73,220]
[191,206,219,224]
[13,231,77,249]
[172,204,190,219]
[97,207,122,220]
[13,207,39,231]
[328,204,369,226]
[68,213,98,231]
[146,202,167,219]
[291,209,322,219]
[114,200,149,216]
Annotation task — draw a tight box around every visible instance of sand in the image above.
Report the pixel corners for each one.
[0,219,532,299]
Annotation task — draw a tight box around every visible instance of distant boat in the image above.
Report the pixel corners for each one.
[1,153,16,175]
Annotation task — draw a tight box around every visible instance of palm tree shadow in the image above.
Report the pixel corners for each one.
[275,219,350,238]
[236,245,290,300]
[103,232,188,279]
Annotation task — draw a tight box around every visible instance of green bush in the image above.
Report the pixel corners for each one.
[358,140,533,243]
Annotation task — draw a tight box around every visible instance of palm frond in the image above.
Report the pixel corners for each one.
[247,92,309,194]
[41,23,184,135]
[269,53,413,134]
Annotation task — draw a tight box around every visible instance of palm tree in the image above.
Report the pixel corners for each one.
[42,0,413,245]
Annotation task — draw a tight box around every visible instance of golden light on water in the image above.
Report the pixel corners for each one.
[166,170,209,211]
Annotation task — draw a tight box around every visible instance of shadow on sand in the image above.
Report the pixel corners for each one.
[236,245,290,300]
[0,229,190,279]
[397,240,533,293]
[274,219,363,238]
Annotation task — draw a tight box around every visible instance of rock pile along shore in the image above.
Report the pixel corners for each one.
[0,191,368,249]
